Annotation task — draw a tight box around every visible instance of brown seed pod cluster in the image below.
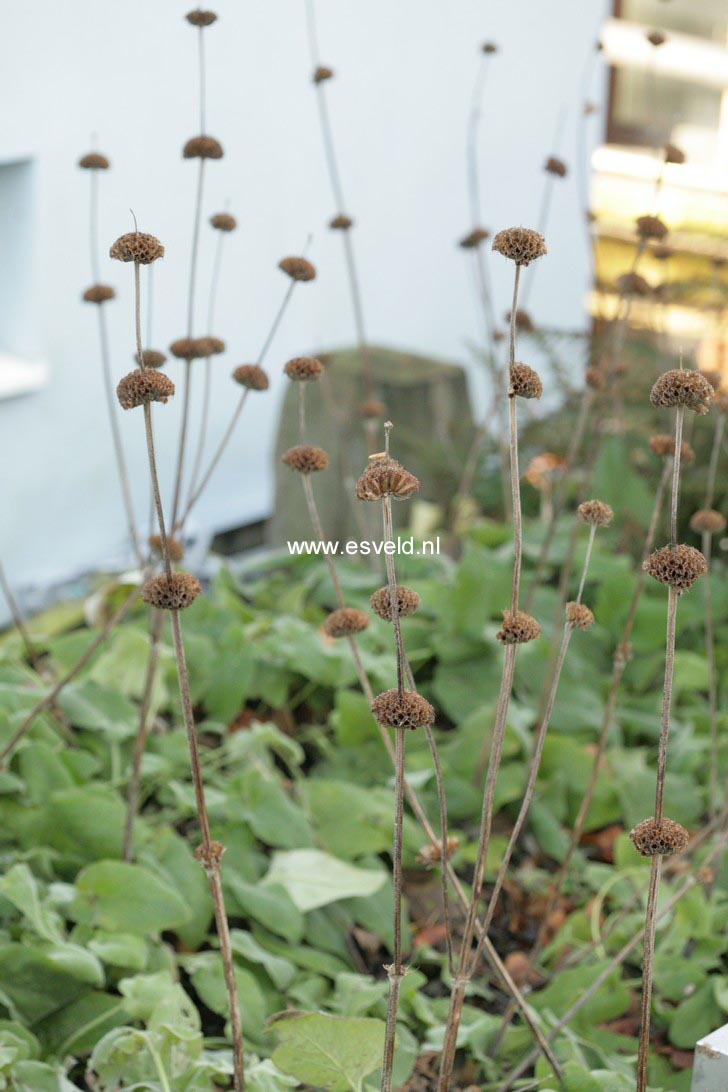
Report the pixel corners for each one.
[664,143,686,165]
[185,9,217,26]
[313,65,334,83]
[565,602,595,630]
[506,309,535,332]
[169,337,215,361]
[210,212,237,232]
[690,509,726,535]
[496,610,541,645]
[136,349,167,369]
[492,227,547,266]
[281,445,329,474]
[630,817,689,857]
[577,499,614,527]
[110,232,164,265]
[459,227,490,249]
[79,152,110,170]
[355,458,419,502]
[509,363,543,400]
[117,369,175,410]
[359,399,387,419]
[481,42,498,54]
[585,367,605,391]
[417,835,460,866]
[700,368,722,391]
[233,364,269,391]
[330,214,354,230]
[650,369,714,415]
[371,689,435,731]
[82,284,116,304]
[648,434,695,463]
[283,356,324,382]
[149,534,185,562]
[322,608,369,638]
[142,572,201,611]
[544,156,567,178]
[643,544,708,592]
[646,29,667,47]
[653,245,673,261]
[616,272,651,297]
[636,214,668,241]
[205,336,226,355]
[183,135,224,160]
[279,256,316,282]
[370,585,421,621]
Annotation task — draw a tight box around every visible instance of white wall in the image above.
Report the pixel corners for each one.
[0,0,610,599]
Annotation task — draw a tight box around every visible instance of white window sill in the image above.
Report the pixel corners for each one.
[0,354,48,400]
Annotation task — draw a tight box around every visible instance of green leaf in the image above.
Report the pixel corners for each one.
[0,863,64,943]
[230,931,296,990]
[0,945,88,1023]
[87,932,148,971]
[225,878,304,944]
[57,680,138,740]
[70,861,191,935]
[263,850,385,912]
[33,991,126,1057]
[269,1011,386,1092]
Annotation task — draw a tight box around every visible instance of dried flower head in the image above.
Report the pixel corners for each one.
[205,336,226,355]
[418,835,460,865]
[149,534,184,562]
[577,499,614,527]
[183,135,224,160]
[506,309,535,332]
[282,444,329,474]
[636,214,668,241]
[650,369,714,415]
[481,42,498,54]
[492,227,547,266]
[646,29,667,47]
[142,572,201,611]
[630,817,689,857]
[185,9,217,26]
[313,65,334,84]
[117,369,175,410]
[330,214,354,230]
[664,143,685,165]
[359,399,387,419]
[233,364,269,390]
[371,689,435,731]
[509,363,543,400]
[616,272,651,297]
[322,608,370,638]
[135,349,167,368]
[653,245,673,261]
[585,367,605,390]
[110,232,164,265]
[689,509,726,535]
[210,212,237,232]
[545,156,567,178]
[459,227,490,249]
[78,152,110,170]
[283,356,324,382]
[648,434,695,462]
[355,458,419,502]
[566,601,595,630]
[643,543,708,592]
[496,610,541,644]
[370,585,421,621]
[82,283,116,304]
[169,337,214,360]
[279,256,316,282]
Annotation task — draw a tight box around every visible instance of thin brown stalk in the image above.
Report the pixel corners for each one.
[0,560,43,670]
[636,855,662,1092]
[702,413,724,818]
[123,608,164,861]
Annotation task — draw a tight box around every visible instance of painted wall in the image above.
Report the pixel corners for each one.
[0,0,610,601]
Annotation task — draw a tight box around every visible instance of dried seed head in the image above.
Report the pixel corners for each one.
[116,369,175,410]
[233,364,269,390]
[636,214,668,241]
[664,143,685,165]
[82,283,116,304]
[565,601,595,630]
[459,227,490,249]
[630,817,689,857]
[359,399,387,419]
[577,499,614,527]
[648,434,695,462]
[210,211,237,232]
[279,256,317,282]
[371,689,435,731]
[110,231,164,265]
[149,534,184,562]
[322,608,370,638]
[355,458,419,501]
[646,29,667,47]
[78,152,110,170]
[544,156,567,178]
[169,336,214,360]
[643,543,708,592]
[481,42,498,54]
[417,835,460,865]
[370,585,421,621]
[492,227,547,266]
[653,245,673,261]
[205,336,226,355]
[135,349,167,368]
[330,213,354,230]
[585,367,605,390]
[142,572,201,611]
[183,135,224,159]
[616,272,651,297]
[185,9,217,26]
[509,363,543,400]
[283,356,324,382]
[690,509,726,535]
[650,369,714,415]
[281,444,329,474]
[584,101,597,116]
[496,610,541,645]
[506,309,535,332]
[313,65,334,84]
[700,368,722,390]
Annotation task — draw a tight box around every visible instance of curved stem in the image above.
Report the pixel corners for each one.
[0,560,43,669]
